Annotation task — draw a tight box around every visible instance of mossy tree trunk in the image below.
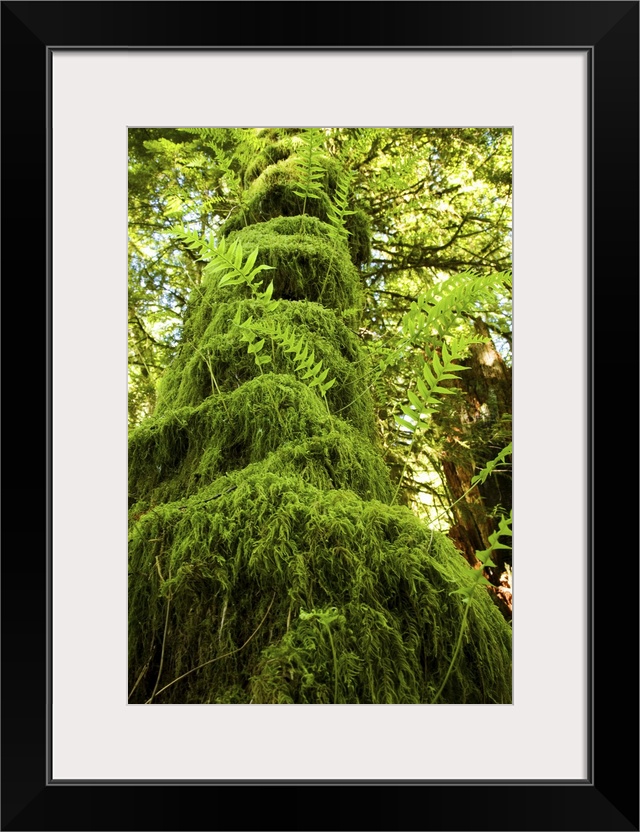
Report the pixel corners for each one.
[128,129,512,704]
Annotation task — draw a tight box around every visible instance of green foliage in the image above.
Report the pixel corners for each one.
[129,127,512,425]
[129,471,512,704]
[362,268,511,516]
[478,511,513,561]
[155,296,378,437]
[169,226,275,294]
[224,217,364,324]
[394,337,475,433]
[431,510,512,704]
[220,154,336,235]
[129,126,513,704]
[265,321,336,397]
[326,168,355,244]
[232,309,337,397]
[128,374,394,509]
[472,442,513,488]
[452,513,512,602]
[291,128,328,213]
[169,225,337,395]
[402,271,512,346]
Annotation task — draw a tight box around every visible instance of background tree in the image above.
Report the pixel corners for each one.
[128,127,512,704]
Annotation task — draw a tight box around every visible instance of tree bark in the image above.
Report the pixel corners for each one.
[439,315,512,619]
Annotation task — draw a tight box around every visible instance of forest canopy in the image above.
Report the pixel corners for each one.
[128,127,513,704]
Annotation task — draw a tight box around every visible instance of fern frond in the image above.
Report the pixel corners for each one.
[170,225,217,260]
[291,128,327,214]
[267,321,335,397]
[475,511,513,567]
[471,442,512,487]
[403,271,511,345]
[206,238,275,290]
[326,168,355,243]
[170,226,275,293]
[394,337,473,434]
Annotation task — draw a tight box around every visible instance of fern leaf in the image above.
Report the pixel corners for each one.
[326,168,355,242]
[247,339,265,355]
[320,377,336,395]
[244,247,259,274]
[292,128,327,213]
[301,360,323,381]
[471,443,513,487]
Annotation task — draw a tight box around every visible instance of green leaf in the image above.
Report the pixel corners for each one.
[296,345,310,365]
[407,390,424,412]
[471,443,512,486]
[164,195,184,216]
[244,247,259,274]
[308,366,330,388]
[247,339,265,354]
[263,281,274,302]
[301,360,323,380]
[248,264,275,282]
[422,362,436,388]
[218,274,241,288]
[416,377,430,402]
[299,350,316,371]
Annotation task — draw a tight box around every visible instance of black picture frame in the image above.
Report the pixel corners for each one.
[2,2,638,830]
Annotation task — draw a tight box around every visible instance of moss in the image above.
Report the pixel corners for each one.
[243,139,294,186]
[129,128,512,705]
[128,472,511,704]
[201,218,363,322]
[156,298,374,430]
[222,155,341,233]
[345,208,371,267]
[129,374,390,507]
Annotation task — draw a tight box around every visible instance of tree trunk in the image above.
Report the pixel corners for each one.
[128,129,512,704]
[440,316,512,619]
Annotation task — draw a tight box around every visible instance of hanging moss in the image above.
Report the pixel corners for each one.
[129,127,512,705]
[129,472,511,704]
[129,373,392,506]
[156,298,374,431]
[243,138,294,186]
[222,155,340,234]
[176,254,358,342]
[200,218,364,322]
[345,208,372,267]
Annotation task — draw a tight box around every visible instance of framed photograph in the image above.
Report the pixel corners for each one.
[3,2,637,829]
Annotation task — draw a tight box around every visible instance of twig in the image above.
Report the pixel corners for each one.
[128,659,151,701]
[431,601,471,705]
[145,591,277,703]
[178,485,237,511]
[148,556,172,704]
